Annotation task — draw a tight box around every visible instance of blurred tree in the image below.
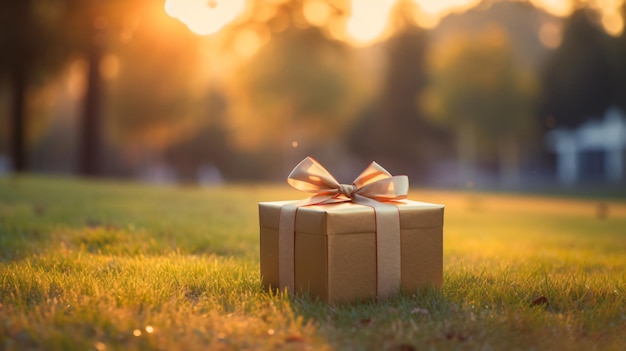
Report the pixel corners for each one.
[227,0,360,174]
[38,0,206,177]
[0,0,67,172]
[165,89,232,183]
[0,0,146,175]
[421,26,538,187]
[348,0,448,180]
[60,0,149,176]
[105,3,207,163]
[541,9,616,128]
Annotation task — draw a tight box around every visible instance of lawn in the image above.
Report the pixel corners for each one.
[1,176,625,350]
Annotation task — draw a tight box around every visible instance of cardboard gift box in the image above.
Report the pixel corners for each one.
[259,199,444,303]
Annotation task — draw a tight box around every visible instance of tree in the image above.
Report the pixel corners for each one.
[0,0,67,172]
[60,0,148,176]
[541,9,616,128]
[421,26,538,187]
[105,2,206,158]
[348,0,449,180]
[226,0,360,175]
[54,0,202,176]
[0,0,155,176]
[165,90,232,183]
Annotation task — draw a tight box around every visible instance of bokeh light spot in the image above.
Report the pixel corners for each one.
[99,54,120,80]
[539,22,562,49]
[346,0,396,45]
[602,11,624,36]
[234,29,262,58]
[303,0,332,27]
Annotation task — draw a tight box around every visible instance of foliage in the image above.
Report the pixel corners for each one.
[0,0,69,82]
[540,9,617,128]
[0,0,73,171]
[105,2,208,155]
[422,25,538,141]
[229,26,359,151]
[1,177,625,350]
[420,24,539,186]
[349,0,450,179]
[3,0,626,182]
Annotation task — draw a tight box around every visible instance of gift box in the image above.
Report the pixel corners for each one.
[258,157,444,303]
[259,200,444,303]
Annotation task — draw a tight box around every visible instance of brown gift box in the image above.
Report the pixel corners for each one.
[259,199,444,303]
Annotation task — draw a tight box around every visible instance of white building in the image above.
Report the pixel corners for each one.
[546,107,626,184]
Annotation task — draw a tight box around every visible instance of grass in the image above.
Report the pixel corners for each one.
[0,176,625,350]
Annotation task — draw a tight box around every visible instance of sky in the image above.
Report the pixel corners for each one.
[164,0,625,44]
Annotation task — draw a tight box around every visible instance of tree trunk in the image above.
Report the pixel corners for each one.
[457,125,476,188]
[498,137,520,188]
[79,31,104,177]
[10,63,27,173]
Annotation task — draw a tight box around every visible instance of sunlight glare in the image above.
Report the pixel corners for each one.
[529,0,574,17]
[164,0,626,44]
[347,0,396,45]
[164,0,245,35]
[415,0,480,16]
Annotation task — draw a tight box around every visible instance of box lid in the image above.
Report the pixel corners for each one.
[259,200,444,235]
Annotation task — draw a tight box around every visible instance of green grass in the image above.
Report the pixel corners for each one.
[1,176,625,350]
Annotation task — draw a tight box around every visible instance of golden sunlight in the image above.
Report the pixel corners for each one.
[416,0,480,16]
[164,0,245,35]
[529,0,574,17]
[303,0,333,27]
[346,0,396,45]
[602,10,624,35]
[164,0,625,43]
[234,29,262,57]
[344,0,480,43]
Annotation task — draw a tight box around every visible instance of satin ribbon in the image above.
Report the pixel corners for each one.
[278,157,409,299]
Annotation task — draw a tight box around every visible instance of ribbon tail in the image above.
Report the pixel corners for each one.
[278,203,298,294]
[353,195,402,300]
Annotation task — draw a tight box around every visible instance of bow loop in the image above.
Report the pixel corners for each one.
[356,175,409,201]
[287,157,340,196]
[287,157,408,203]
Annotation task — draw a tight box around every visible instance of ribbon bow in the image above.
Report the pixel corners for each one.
[278,157,409,300]
[287,157,409,203]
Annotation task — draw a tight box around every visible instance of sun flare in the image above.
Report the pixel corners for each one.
[164,0,625,41]
[346,0,396,45]
[164,0,245,35]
